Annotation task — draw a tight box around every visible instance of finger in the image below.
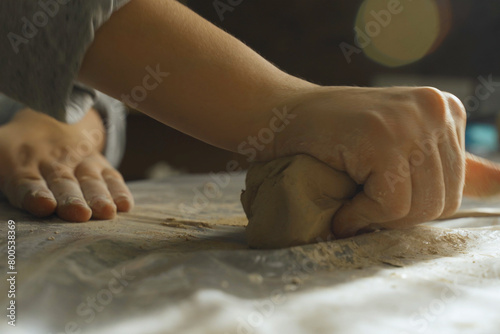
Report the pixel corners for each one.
[438,127,465,218]
[464,153,500,198]
[75,161,117,220]
[102,168,134,212]
[443,92,467,150]
[40,161,92,222]
[332,155,412,238]
[20,180,58,218]
[377,146,446,229]
[2,169,57,217]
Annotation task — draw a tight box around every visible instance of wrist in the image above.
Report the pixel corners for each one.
[71,108,106,154]
[260,85,343,162]
[247,77,320,162]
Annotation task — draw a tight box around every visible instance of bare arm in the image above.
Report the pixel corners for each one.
[79,0,313,154]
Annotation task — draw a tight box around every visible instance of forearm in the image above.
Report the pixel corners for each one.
[78,0,314,153]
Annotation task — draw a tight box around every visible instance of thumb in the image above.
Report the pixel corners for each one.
[332,167,412,239]
[464,152,500,198]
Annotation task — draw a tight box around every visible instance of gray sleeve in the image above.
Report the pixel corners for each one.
[0,92,127,169]
[0,0,131,124]
[93,92,128,169]
[0,94,24,125]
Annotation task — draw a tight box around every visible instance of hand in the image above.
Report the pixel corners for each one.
[275,86,500,238]
[0,108,134,222]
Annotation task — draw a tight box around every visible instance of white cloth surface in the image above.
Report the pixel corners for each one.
[0,173,499,334]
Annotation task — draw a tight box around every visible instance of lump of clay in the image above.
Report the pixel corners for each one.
[241,155,359,249]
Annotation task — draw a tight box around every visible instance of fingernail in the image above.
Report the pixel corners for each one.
[115,195,132,205]
[90,196,116,209]
[32,190,55,200]
[66,197,88,207]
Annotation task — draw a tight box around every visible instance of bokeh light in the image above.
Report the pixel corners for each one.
[354,0,452,67]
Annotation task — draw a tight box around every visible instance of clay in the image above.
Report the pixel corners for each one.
[241,155,500,249]
[241,155,359,249]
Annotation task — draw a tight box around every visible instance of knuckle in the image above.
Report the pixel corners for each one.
[1,173,34,194]
[414,87,448,121]
[457,108,467,124]
[50,146,68,160]
[7,171,43,188]
[15,172,42,183]
[49,173,76,184]
[77,174,103,184]
[362,109,398,142]
[447,94,467,124]
[102,168,123,181]
[17,144,37,166]
[75,163,101,181]
[41,160,69,177]
[416,86,444,101]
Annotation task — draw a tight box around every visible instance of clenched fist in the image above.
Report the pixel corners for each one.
[273,86,500,237]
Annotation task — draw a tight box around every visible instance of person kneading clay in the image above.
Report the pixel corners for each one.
[1,1,500,247]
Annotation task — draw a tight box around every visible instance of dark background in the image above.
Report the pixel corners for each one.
[119,0,500,180]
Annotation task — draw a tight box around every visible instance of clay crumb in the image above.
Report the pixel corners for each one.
[161,220,212,229]
[161,222,185,228]
[54,231,59,234]
[47,236,55,241]
[248,273,263,284]
[284,284,298,292]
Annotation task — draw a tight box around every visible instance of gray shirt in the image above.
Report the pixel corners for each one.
[0,0,132,167]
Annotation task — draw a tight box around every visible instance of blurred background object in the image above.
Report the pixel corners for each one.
[118,0,500,180]
[465,123,499,157]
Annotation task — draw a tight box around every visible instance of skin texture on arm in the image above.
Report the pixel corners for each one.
[78,0,500,237]
[0,108,133,222]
